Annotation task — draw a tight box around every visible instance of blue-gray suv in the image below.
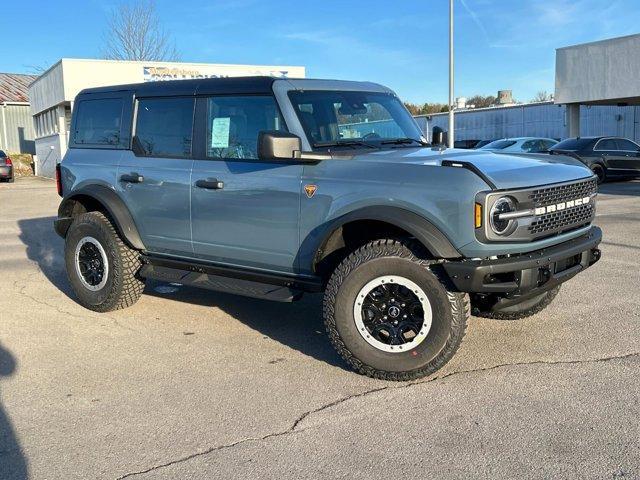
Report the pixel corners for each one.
[54,77,601,380]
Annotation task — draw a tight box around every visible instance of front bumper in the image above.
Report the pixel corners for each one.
[443,226,602,297]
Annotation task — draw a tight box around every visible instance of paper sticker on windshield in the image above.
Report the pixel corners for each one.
[211,117,230,148]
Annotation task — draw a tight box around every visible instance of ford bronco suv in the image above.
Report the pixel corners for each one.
[54,77,601,380]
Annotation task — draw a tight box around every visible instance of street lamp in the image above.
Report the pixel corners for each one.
[448,0,455,148]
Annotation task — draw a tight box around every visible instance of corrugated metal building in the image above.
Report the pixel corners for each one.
[0,73,38,154]
[418,102,640,143]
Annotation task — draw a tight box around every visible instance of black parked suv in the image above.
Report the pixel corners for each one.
[550,136,640,183]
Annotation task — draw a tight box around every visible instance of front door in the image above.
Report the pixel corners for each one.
[190,95,302,273]
[594,138,624,172]
[117,96,195,256]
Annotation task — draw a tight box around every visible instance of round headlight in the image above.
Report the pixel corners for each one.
[490,197,516,235]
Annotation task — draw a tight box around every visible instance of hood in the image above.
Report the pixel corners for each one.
[350,147,593,190]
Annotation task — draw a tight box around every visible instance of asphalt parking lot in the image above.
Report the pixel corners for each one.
[0,176,638,479]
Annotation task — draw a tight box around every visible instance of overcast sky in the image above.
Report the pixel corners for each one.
[3,0,640,103]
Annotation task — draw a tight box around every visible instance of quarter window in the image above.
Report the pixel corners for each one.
[135,97,194,157]
[74,98,123,146]
[206,96,287,159]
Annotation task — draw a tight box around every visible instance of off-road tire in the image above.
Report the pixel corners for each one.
[472,286,561,321]
[65,212,145,312]
[323,239,469,381]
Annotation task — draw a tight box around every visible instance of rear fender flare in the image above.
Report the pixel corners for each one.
[56,185,145,250]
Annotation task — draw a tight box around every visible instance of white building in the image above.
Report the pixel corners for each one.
[28,59,305,177]
[555,33,640,137]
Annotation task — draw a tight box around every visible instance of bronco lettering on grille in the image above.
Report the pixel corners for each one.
[534,196,591,216]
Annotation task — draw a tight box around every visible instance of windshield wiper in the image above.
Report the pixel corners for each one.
[313,140,379,149]
[380,138,427,146]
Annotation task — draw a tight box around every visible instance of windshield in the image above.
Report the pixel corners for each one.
[480,139,518,150]
[288,90,423,148]
[551,138,595,151]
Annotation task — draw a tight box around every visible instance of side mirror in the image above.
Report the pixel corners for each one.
[258,131,302,161]
[431,127,444,145]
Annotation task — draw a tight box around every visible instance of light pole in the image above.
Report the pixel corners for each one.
[448,0,455,148]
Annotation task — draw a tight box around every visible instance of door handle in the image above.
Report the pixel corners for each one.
[195,178,224,190]
[120,172,144,183]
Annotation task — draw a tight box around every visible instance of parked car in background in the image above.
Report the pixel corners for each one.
[479,137,558,154]
[549,136,640,183]
[0,150,14,183]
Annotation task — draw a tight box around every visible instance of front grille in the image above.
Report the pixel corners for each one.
[527,178,597,236]
[529,203,594,234]
[529,178,597,206]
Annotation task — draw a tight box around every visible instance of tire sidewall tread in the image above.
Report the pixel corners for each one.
[472,286,561,321]
[323,239,469,381]
[64,212,144,312]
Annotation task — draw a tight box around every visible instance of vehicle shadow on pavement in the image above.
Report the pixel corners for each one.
[145,280,348,370]
[17,216,76,301]
[0,342,28,480]
[598,180,640,196]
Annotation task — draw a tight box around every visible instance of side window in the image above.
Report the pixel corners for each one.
[596,139,618,150]
[206,96,287,160]
[74,98,123,146]
[542,140,557,151]
[135,97,194,157]
[521,140,535,152]
[616,139,639,151]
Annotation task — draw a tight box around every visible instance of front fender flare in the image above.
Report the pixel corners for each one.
[55,185,145,250]
[306,206,462,272]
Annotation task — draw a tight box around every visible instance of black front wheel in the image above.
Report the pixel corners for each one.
[323,239,469,381]
[591,164,606,184]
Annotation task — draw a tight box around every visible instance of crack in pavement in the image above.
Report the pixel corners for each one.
[11,267,140,333]
[116,351,639,479]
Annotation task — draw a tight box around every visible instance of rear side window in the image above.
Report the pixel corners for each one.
[74,98,123,146]
[595,139,618,150]
[616,139,639,151]
[135,97,195,158]
[481,140,517,150]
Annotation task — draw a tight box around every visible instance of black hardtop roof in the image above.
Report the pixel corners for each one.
[77,76,281,98]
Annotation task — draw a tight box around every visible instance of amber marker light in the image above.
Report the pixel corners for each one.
[475,203,483,228]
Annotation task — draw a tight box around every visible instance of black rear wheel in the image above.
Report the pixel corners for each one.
[472,286,561,321]
[65,212,145,312]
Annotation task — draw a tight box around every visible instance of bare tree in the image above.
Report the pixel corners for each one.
[103,0,180,61]
[532,90,553,102]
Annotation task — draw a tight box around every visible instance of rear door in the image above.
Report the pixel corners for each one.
[614,138,640,173]
[116,96,195,256]
[190,94,302,273]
